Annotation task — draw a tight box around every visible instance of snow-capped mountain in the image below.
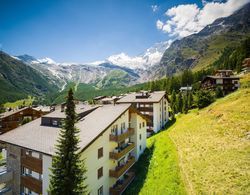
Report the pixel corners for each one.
[14,40,171,90]
[106,40,172,70]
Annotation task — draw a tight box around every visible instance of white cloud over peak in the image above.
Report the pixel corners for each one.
[151,5,159,12]
[106,40,172,69]
[156,0,250,38]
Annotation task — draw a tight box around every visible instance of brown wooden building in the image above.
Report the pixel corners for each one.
[0,107,43,134]
[242,58,250,73]
[201,70,240,94]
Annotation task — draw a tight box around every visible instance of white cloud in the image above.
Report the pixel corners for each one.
[156,0,250,38]
[106,40,172,69]
[151,5,159,12]
[156,20,164,29]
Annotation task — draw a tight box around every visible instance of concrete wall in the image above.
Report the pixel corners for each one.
[6,144,21,194]
[42,154,52,195]
[130,113,146,160]
[153,102,161,132]
[153,97,169,133]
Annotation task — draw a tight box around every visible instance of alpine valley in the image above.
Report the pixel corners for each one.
[0,2,250,104]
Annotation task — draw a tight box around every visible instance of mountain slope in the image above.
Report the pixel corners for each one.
[156,3,250,77]
[125,74,250,194]
[0,51,58,103]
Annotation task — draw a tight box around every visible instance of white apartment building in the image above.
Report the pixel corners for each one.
[117,91,169,135]
[0,104,148,195]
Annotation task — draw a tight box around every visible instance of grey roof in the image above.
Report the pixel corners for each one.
[0,107,33,119]
[205,76,240,79]
[44,104,99,118]
[0,104,131,156]
[180,87,192,91]
[33,106,51,113]
[117,91,166,103]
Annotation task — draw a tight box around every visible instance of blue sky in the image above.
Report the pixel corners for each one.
[0,0,244,63]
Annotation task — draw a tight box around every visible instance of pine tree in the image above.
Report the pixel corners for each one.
[188,92,193,109]
[182,94,188,114]
[170,90,177,114]
[49,89,88,195]
[176,93,183,113]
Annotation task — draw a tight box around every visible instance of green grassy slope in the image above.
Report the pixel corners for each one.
[124,125,186,195]
[126,74,250,194]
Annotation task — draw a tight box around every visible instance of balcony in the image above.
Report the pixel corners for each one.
[21,155,42,174]
[110,172,135,195]
[110,128,134,142]
[21,175,42,194]
[109,156,135,178]
[110,143,135,160]
[0,170,13,184]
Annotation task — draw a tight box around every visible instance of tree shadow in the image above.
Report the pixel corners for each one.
[123,143,155,195]
[151,118,177,137]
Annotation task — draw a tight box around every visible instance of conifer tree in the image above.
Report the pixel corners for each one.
[182,94,188,114]
[170,90,177,114]
[49,89,88,195]
[176,93,183,113]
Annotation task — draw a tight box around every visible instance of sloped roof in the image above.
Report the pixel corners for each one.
[117,91,166,103]
[44,104,99,118]
[0,107,37,119]
[0,104,131,156]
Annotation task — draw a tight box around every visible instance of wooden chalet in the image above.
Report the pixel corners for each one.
[201,70,240,94]
[0,107,43,134]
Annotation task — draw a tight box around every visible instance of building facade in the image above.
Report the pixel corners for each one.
[201,70,240,94]
[0,104,147,195]
[117,91,169,135]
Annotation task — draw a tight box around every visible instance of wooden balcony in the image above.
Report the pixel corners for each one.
[21,155,42,174]
[110,172,135,195]
[21,175,42,194]
[110,128,134,142]
[110,143,135,160]
[109,156,135,178]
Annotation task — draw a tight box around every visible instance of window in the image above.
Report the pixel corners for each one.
[121,122,126,131]
[98,186,103,195]
[52,120,58,126]
[140,145,142,151]
[139,123,141,129]
[142,122,145,127]
[111,124,118,135]
[98,147,103,159]
[97,167,103,179]
[139,134,142,140]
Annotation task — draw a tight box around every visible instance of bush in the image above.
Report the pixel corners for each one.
[215,87,224,98]
[196,90,215,109]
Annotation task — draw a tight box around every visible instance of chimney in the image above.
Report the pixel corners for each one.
[61,103,65,112]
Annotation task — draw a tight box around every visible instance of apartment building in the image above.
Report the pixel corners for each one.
[117,91,169,134]
[0,104,148,195]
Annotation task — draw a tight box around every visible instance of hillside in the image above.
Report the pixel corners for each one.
[154,3,250,77]
[125,74,250,194]
[0,51,58,104]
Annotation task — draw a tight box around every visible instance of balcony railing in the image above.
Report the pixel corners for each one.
[109,156,135,178]
[110,143,135,160]
[21,155,42,174]
[110,128,134,142]
[21,175,42,194]
[110,172,135,195]
[0,169,13,184]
